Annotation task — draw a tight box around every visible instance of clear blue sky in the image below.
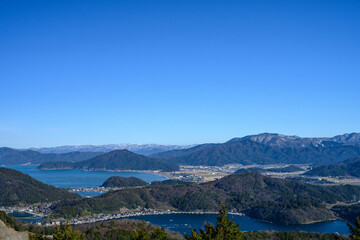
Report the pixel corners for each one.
[1,0,359,148]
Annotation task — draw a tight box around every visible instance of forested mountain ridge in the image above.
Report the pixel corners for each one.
[152,133,360,160]
[228,132,360,148]
[38,150,179,172]
[3,133,360,166]
[151,135,360,166]
[50,172,360,225]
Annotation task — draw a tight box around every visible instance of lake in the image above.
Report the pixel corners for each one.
[5,165,167,197]
[128,213,350,235]
[5,165,350,235]
[9,211,44,223]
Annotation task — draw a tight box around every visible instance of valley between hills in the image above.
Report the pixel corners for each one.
[1,133,360,239]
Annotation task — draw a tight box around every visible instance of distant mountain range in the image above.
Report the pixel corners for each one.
[151,133,360,166]
[2,132,360,167]
[28,133,360,155]
[38,150,179,172]
[0,147,102,165]
[233,132,360,148]
[29,144,194,155]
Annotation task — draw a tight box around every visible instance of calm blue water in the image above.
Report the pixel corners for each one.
[128,213,349,236]
[9,212,44,223]
[78,192,104,197]
[4,165,350,235]
[6,165,167,188]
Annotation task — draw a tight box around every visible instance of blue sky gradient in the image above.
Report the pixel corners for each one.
[1,0,360,147]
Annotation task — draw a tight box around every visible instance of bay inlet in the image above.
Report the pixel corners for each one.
[4,165,350,235]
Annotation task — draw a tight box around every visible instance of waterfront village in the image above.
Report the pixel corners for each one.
[2,163,360,226]
[0,204,243,227]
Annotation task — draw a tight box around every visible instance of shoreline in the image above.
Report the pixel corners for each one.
[4,205,344,228]
[35,167,171,180]
[46,210,344,228]
[49,210,245,226]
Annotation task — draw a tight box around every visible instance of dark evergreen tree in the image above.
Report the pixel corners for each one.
[52,222,86,240]
[150,228,168,240]
[185,203,243,240]
[134,224,151,240]
[134,223,171,240]
[348,216,360,240]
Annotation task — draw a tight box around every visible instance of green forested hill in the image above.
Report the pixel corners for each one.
[51,172,360,225]
[101,176,149,187]
[38,150,179,172]
[37,161,75,169]
[306,157,360,177]
[0,168,81,206]
[331,203,360,223]
[75,150,178,171]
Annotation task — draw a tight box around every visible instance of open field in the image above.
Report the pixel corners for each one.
[161,164,360,186]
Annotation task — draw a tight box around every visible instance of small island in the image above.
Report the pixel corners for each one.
[101,176,149,188]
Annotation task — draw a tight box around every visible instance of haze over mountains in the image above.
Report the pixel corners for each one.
[30,143,194,155]
[2,133,360,167]
[28,132,360,155]
[0,147,102,165]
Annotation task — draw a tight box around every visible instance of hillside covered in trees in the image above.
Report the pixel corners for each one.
[38,150,179,172]
[0,168,81,206]
[151,137,360,166]
[101,176,149,187]
[50,172,360,225]
[306,157,360,177]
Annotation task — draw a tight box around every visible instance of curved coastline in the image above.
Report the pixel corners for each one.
[64,210,337,226]
[54,210,244,226]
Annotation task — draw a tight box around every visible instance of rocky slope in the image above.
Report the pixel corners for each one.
[0,220,28,240]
